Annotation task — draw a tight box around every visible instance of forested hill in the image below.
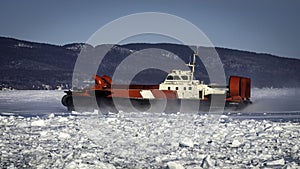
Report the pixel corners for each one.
[0,37,299,89]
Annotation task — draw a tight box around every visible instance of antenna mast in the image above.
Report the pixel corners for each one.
[187,46,198,80]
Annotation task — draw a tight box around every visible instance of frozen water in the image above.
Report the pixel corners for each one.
[1,112,300,168]
[0,90,66,116]
[31,119,46,127]
[167,161,185,169]
[230,139,242,148]
[179,138,194,148]
[0,88,299,168]
[265,158,285,166]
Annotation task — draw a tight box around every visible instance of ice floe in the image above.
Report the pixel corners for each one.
[0,112,299,168]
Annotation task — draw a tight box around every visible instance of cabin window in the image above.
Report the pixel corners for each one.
[174,76,181,80]
[188,87,192,90]
[199,91,203,98]
[176,87,179,90]
[184,87,186,90]
[181,76,188,80]
[166,76,174,80]
[168,87,171,90]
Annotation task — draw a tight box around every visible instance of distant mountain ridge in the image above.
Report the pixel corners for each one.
[0,36,299,90]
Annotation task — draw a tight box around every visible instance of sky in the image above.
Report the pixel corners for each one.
[0,0,299,59]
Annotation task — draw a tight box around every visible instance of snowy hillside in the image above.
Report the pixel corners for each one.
[1,37,300,89]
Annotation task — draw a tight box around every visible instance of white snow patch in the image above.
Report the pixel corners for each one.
[40,131,48,137]
[179,138,194,148]
[231,139,242,148]
[57,116,69,123]
[266,158,285,166]
[31,119,46,127]
[48,113,55,118]
[1,112,14,116]
[167,161,185,169]
[273,126,283,131]
[58,132,71,139]
[15,43,33,48]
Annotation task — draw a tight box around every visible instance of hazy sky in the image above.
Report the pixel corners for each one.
[0,0,299,59]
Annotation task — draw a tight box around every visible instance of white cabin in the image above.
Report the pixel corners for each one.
[158,54,226,100]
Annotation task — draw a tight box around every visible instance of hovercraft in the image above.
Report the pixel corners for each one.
[62,53,251,112]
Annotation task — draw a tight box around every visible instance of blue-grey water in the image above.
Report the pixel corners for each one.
[0,88,299,121]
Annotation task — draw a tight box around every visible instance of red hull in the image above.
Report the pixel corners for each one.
[62,75,251,112]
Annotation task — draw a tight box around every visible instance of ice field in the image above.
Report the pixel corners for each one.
[0,88,300,168]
